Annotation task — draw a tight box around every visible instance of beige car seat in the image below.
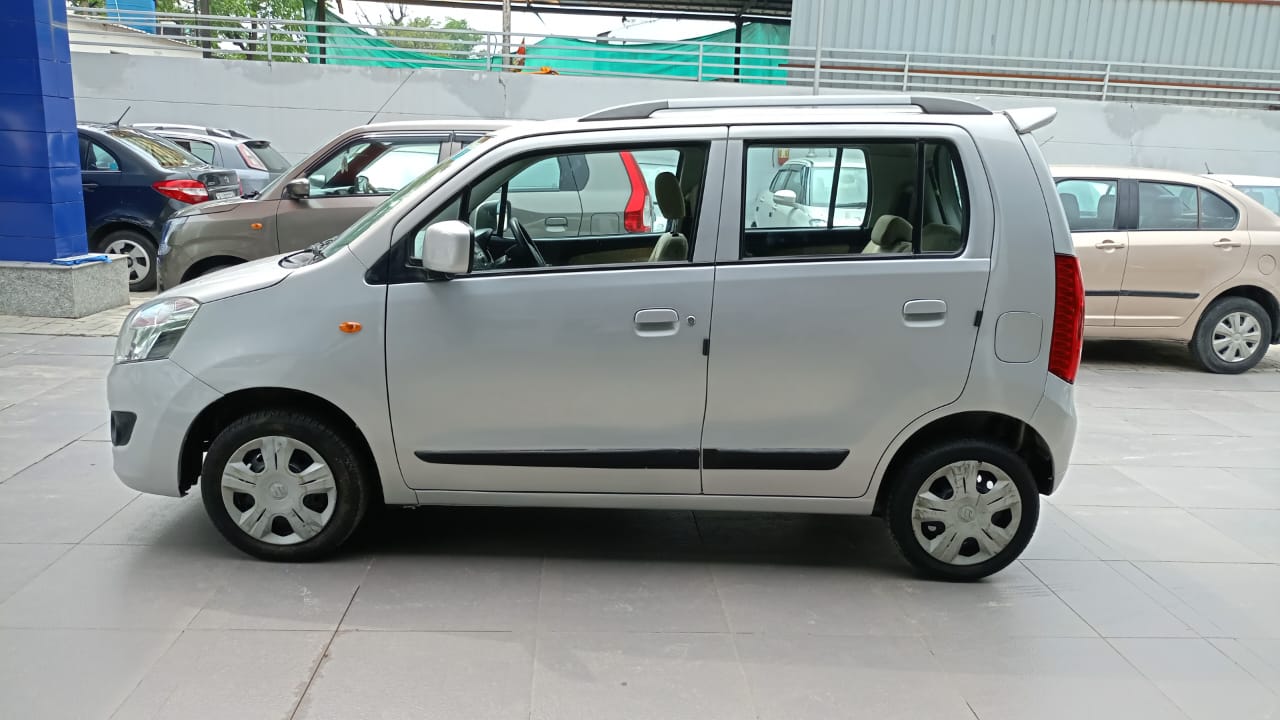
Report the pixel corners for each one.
[649,172,689,262]
[862,215,913,254]
[922,223,962,253]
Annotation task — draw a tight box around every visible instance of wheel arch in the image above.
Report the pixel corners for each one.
[1205,285,1280,343]
[179,387,382,501]
[181,255,248,283]
[872,411,1054,516]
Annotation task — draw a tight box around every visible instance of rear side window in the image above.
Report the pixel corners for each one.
[1137,182,1238,231]
[1056,179,1118,232]
[742,140,967,258]
[105,128,201,168]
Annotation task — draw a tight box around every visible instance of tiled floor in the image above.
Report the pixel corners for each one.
[0,293,152,337]
[2,334,1280,719]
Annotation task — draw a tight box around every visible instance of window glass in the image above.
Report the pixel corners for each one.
[782,166,805,196]
[743,141,967,258]
[307,138,443,197]
[1199,189,1239,230]
[80,138,118,171]
[244,143,290,173]
[182,139,216,164]
[410,144,708,272]
[1056,179,1118,232]
[509,157,560,190]
[105,127,201,168]
[1138,182,1198,230]
[1238,186,1280,215]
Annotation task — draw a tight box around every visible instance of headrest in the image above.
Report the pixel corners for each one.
[871,214,913,248]
[1152,195,1180,221]
[1097,195,1117,221]
[921,224,962,253]
[654,172,686,221]
[1059,193,1081,224]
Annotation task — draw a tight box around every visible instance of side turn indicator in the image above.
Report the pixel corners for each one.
[339,321,362,334]
[250,222,263,230]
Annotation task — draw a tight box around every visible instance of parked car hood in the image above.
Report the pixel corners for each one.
[160,253,290,303]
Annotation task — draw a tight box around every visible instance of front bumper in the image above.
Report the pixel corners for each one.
[1031,375,1078,494]
[107,358,222,497]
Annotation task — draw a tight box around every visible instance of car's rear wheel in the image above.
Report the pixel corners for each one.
[1190,296,1272,374]
[886,439,1039,581]
[98,229,157,292]
[200,410,373,561]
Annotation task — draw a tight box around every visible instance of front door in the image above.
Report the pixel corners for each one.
[1056,178,1126,326]
[275,134,450,253]
[702,131,991,498]
[1118,181,1250,327]
[385,135,724,494]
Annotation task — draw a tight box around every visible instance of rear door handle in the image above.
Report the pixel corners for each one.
[545,217,568,232]
[634,308,680,337]
[903,299,947,327]
[1214,238,1242,248]
[1094,239,1125,250]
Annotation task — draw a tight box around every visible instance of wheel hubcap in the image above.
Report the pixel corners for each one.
[910,460,1022,566]
[1212,312,1262,363]
[104,239,150,283]
[219,435,337,546]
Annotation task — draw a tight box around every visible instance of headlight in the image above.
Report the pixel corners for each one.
[115,297,201,364]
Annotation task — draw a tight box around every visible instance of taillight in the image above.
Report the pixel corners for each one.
[237,143,267,171]
[152,179,209,204]
[1049,253,1085,383]
[618,151,651,233]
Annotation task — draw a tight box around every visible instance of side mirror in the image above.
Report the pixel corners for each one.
[284,178,311,199]
[418,220,473,276]
[773,189,798,206]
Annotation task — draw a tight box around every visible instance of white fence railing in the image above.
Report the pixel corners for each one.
[69,7,1280,111]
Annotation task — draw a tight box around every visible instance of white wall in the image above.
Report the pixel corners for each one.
[70,52,1280,177]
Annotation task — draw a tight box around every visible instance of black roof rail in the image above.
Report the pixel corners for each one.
[579,95,991,122]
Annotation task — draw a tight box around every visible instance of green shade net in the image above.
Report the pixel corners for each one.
[301,0,789,83]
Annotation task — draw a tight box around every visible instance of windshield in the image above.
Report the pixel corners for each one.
[318,138,493,259]
[246,142,291,173]
[106,127,203,169]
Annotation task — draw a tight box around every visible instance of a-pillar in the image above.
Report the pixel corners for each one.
[0,0,87,262]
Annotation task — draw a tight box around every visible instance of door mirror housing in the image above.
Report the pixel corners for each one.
[284,178,311,199]
[773,189,798,206]
[416,220,473,276]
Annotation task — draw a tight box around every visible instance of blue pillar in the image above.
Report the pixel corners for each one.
[0,0,86,262]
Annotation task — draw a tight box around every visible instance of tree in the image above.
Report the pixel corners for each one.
[355,4,482,58]
[69,0,310,61]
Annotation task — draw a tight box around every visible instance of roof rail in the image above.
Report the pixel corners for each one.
[579,95,992,122]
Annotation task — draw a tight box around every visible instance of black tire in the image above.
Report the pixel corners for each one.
[885,438,1039,582]
[96,229,157,292]
[200,410,374,562]
[1189,296,1273,374]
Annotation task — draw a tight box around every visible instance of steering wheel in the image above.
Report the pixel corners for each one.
[508,215,548,268]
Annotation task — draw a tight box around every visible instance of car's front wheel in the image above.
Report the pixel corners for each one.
[1190,296,1272,374]
[98,229,157,292]
[200,410,374,561]
[886,439,1039,581]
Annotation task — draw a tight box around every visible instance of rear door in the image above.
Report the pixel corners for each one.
[1055,177,1126,326]
[274,133,448,252]
[702,127,991,498]
[1118,181,1249,327]
[78,135,124,234]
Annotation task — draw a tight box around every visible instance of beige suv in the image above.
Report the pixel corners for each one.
[1054,165,1280,373]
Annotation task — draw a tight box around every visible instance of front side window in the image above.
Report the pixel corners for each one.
[410,143,708,273]
[1056,178,1118,232]
[307,137,444,197]
[743,141,967,258]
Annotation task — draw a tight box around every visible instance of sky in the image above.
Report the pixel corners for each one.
[342,1,732,42]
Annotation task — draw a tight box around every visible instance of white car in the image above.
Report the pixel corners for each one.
[1204,174,1280,216]
[751,157,869,229]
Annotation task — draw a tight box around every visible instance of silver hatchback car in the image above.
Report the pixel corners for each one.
[107,95,1081,581]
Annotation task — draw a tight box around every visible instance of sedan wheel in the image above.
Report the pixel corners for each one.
[98,229,157,291]
[219,435,338,545]
[1190,296,1272,374]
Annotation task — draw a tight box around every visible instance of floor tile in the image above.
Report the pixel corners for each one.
[1211,638,1280,694]
[340,555,542,631]
[1023,560,1195,638]
[1120,466,1280,509]
[112,629,331,720]
[711,560,918,636]
[926,636,1187,720]
[539,558,727,633]
[0,543,71,603]
[190,557,370,630]
[295,631,533,720]
[1192,509,1280,562]
[0,628,176,720]
[0,441,137,543]
[531,632,753,720]
[83,494,224,547]
[1111,638,1280,720]
[1051,465,1175,507]
[1023,503,1110,561]
[0,544,237,630]
[736,634,975,720]
[1137,562,1280,638]
[1060,506,1264,562]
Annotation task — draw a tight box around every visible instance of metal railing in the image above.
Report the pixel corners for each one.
[68,7,1280,110]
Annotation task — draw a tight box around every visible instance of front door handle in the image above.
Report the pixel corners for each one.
[545,217,568,232]
[903,299,947,327]
[1095,239,1126,250]
[634,308,680,337]
[82,182,98,191]
[1214,238,1243,248]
